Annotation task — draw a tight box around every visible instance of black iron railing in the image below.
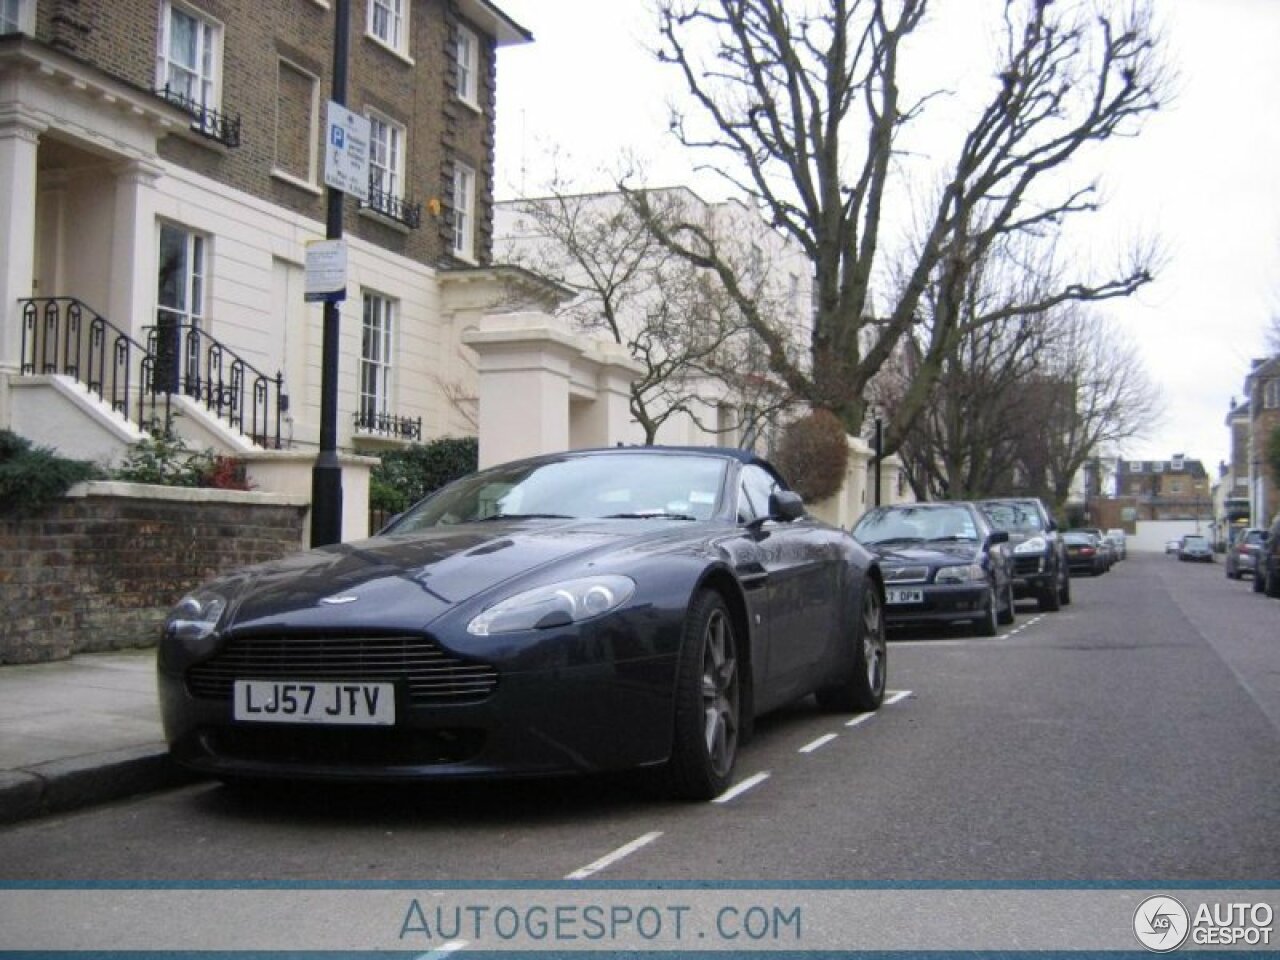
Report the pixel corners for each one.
[354,409,422,441]
[144,318,285,449]
[20,298,171,433]
[155,85,241,147]
[363,181,422,229]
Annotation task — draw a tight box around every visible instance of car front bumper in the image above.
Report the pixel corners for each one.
[883,582,990,628]
[159,618,681,782]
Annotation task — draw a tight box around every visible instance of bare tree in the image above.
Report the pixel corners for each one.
[1036,308,1165,512]
[629,0,1168,454]
[497,185,803,444]
[877,236,1068,499]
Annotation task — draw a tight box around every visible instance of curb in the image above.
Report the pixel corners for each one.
[0,744,200,825]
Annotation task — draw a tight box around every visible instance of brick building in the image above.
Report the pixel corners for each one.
[1114,455,1212,522]
[1242,356,1280,525]
[0,0,556,505]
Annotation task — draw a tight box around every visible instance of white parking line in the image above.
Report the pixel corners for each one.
[565,831,663,880]
[798,732,839,753]
[416,942,470,959]
[845,713,874,728]
[713,770,771,804]
[884,689,913,705]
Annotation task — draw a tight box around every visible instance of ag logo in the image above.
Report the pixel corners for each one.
[1134,895,1190,952]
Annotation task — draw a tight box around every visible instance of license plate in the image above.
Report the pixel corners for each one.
[886,588,923,605]
[233,680,395,726]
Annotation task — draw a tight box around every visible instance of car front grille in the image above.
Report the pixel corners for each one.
[186,634,499,706]
[883,566,929,584]
[1013,555,1044,575]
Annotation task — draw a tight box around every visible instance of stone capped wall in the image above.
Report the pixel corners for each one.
[0,482,308,664]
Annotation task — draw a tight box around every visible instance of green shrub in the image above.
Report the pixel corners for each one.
[0,430,101,515]
[371,436,479,513]
[774,409,850,502]
[111,427,251,490]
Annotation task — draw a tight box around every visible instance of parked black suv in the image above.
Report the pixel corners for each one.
[978,498,1071,612]
[1256,517,1280,598]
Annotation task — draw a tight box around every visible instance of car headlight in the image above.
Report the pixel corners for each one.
[934,563,986,584]
[1014,536,1047,555]
[164,588,228,654]
[467,575,636,636]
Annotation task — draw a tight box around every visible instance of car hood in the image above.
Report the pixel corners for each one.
[860,542,982,566]
[210,519,693,633]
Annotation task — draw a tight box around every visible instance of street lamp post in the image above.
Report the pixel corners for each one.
[873,412,883,507]
[310,0,350,548]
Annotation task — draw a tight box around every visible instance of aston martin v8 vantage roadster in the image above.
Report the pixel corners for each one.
[159,446,887,800]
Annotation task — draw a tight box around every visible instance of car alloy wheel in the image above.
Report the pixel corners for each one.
[816,583,886,713]
[666,591,740,801]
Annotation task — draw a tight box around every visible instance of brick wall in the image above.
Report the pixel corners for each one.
[0,484,308,664]
[36,0,500,267]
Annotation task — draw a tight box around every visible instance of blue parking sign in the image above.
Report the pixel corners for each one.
[330,125,345,148]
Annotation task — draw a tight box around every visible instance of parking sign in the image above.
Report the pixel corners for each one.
[324,102,370,204]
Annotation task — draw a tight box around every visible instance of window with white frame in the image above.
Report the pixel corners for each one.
[156,222,207,393]
[368,112,405,209]
[368,0,406,54]
[1265,378,1280,409]
[2,0,34,34]
[452,162,476,260]
[360,293,395,428]
[156,2,221,112]
[455,24,479,108]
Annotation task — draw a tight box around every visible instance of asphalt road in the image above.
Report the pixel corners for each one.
[1,551,1277,883]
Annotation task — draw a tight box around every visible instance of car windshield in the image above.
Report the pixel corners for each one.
[1063,532,1093,544]
[853,505,979,545]
[385,453,729,532]
[982,502,1044,534]
[1183,535,1208,547]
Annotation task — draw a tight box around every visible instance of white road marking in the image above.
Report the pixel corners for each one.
[416,942,470,959]
[565,831,663,880]
[884,689,913,705]
[845,713,874,727]
[713,770,771,804]
[798,732,839,753]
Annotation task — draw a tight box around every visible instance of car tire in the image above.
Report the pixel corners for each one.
[974,585,998,637]
[1227,566,1239,579]
[1058,567,1072,606]
[1039,578,1061,612]
[997,582,1016,625]
[1253,568,1267,594]
[664,590,740,802]
[1267,567,1280,599]
[816,582,886,713]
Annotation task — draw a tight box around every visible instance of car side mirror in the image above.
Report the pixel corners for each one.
[770,490,806,522]
[1047,519,1058,532]
[988,530,1010,546]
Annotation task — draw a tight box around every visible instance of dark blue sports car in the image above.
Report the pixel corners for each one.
[158,446,887,801]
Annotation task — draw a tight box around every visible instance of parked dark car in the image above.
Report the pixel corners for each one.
[158,446,888,801]
[1177,534,1213,563]
[1063,530,1107,576]
[851,502,1013,637]
[1226,527,1268,580]
[1257,518,1280,598]
[978,498,1070,612]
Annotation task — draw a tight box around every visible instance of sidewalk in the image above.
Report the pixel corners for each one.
[0,649,195,824]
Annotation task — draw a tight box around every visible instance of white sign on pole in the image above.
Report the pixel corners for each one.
[305,239,348,303]
[324,102,370,204]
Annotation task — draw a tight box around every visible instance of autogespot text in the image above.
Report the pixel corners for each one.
[399,899,803,947]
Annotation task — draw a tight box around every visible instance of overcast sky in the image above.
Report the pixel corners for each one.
[491,0,1280,475]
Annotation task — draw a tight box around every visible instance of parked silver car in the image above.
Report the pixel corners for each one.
[1177,534,1213,563]
[1225,527,1267,579]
